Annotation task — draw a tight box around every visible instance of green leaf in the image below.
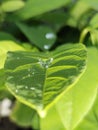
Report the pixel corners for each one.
[0,40,25,69]
[67,0,90,27]
[22,43,39,52]
[10,101,34,127]
[55,47,98,130]
[11,0,70,20]
[0,32,16,41]
[4,43,87,117]
[81,0,98,10]
[90,29,98,46]
[16,22,56,51]
[75,93,98,130]
[1,0,25,12]
[0,41,25,99]
[35,11,69,32]
[89,14,98,28]
[0,69,6,90]
[32,112,39,130]
[41,105,65,130]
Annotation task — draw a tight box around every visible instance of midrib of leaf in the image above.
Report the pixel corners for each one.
[41,66,48,116]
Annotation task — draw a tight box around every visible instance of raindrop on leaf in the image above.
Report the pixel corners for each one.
[44,45,50,50]
[30,87,35,90]
[45,65,49,68]
[45,33,55,39]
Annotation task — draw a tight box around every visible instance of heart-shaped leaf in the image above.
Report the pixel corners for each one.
[4,43,87,117]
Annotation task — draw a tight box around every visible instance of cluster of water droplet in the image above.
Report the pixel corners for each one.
[45,33,55,40]
[38,57,53,69]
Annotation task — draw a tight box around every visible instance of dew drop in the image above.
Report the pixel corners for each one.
[15,89,18,93]
[50,57,53,62]
[30,87,35,90]
[45,33,55,39]
[44,45,50,50]
[45,65,49,68]
[38,58,43,66]
[38,58,53,69]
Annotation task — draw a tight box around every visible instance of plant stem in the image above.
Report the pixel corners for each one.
[79,27,91,43]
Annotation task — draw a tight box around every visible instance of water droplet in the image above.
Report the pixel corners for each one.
[45,33,55,39]
[50,57,53,62]
[44,45,50,50]
[15,89,18,93]
[45,65,49,68]
[38,58,53,69]
[30,87,35,90]
[38,58,43,66]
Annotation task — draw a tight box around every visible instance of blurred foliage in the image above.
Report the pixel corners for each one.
[0,0,98,130]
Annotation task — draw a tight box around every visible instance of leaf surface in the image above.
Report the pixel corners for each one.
[1,0,25,12]
[4,43,87,117]
[16,22,56,51]
[56,47,98,130]
[12,0,70,20]
[0,32,16,41]
[75,93,98,130]
[81,0,98,10]
[0,41,25,93]
[10,101,34,127]
[41,105,65,130]
[0,41,25,69]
